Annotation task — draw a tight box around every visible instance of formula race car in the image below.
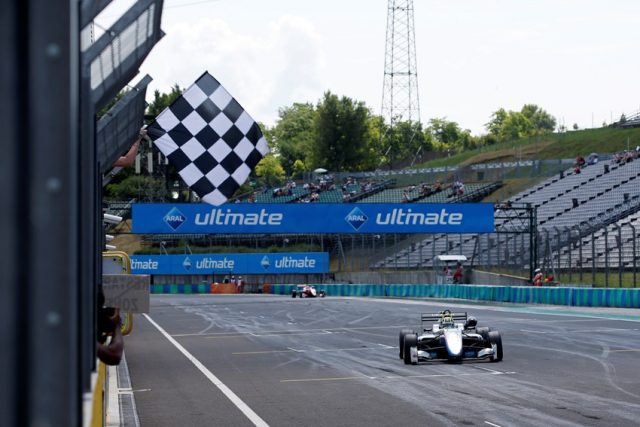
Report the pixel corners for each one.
[291,284,326,298]
[399,310,503,364]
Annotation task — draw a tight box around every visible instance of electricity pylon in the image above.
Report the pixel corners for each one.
[381,0,421,166]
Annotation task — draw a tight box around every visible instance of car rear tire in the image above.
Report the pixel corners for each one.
[488,331,503,362]
[399,329,413,359]
[291,290,297,298]
[319,290,326,298]
[403,333,418,365]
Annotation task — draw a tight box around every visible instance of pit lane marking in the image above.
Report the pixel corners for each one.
[280,369,516,383]
[143,314,269,427]
[609,348,640,353]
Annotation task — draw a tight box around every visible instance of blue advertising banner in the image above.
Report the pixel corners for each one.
[132,203,495,234]
[130,252,329,275]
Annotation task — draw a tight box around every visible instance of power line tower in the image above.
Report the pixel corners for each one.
[381,0,421,165]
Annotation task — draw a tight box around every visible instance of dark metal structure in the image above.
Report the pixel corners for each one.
[381,0,420,126]
[1,1,163,425]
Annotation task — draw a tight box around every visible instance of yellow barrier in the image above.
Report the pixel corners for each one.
[102,251,134,336]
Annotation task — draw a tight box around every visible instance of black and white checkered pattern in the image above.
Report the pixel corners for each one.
[147,72,269,206]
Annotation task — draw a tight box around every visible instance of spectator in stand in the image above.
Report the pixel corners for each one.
[532,268,543,286]
[420,183,432,197]
[587,153,599,165]
[625,150,635,163]
[575,155,586,168]
[574,166,581,174]
[433,181,442,193]
[450,180,464,197]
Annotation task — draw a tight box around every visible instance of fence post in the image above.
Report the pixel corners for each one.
[615,224,622,287]
[591,228,596,286]
[631,223,637,288]
[604,227,609,287]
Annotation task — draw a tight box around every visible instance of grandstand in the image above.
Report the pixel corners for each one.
[111,152,640,285]
[373,156,640,273]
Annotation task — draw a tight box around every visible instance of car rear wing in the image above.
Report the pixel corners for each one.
[421,312,467,325]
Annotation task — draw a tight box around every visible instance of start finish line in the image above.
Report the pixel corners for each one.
[132,203,496,234]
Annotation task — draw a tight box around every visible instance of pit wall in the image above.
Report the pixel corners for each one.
[149,283,640,308]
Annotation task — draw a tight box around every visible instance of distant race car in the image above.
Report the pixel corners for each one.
[399,310,503,364]
[291,284,326,298]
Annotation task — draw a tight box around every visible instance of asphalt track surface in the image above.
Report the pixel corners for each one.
[125,295,640,427]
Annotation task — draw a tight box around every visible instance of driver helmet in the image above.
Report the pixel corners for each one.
[441,310,454,324]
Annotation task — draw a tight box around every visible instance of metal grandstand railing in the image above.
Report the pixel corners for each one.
[83,0,164,111]
[98,74,151,176]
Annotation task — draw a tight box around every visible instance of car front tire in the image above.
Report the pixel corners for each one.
[403,333,418,365]
[399,329,413,359]
[488,331,503,362]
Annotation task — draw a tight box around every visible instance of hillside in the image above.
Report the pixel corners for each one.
[415,126,640,169]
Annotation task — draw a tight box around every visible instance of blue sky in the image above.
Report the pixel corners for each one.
[97,0,640,135]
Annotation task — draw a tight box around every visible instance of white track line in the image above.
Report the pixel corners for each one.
[142,314,269,427]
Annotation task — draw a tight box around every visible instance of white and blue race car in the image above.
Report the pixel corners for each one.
[399,310,503,364]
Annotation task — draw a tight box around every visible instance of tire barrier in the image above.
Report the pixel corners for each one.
[266,284,640,308]
[149,283,640,308]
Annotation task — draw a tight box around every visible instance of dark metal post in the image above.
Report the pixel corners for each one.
[529,204,538,282]
[631,224,637,288]
[1,1,80,425]
[604,228,609,287]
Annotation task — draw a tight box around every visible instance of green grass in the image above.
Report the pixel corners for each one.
[415,127,640,169]
[478,267,639,288]
[561,271,640,288]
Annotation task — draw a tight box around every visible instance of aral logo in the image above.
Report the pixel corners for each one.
[261,256,270,270]
[345,207,368,231]
[163,207,186,231]
[182,256,192,270]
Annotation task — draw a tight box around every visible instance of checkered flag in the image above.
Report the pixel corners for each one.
[146,72,269,206]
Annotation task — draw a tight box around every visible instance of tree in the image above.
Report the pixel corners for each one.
[382,120,432,167]
[485,104,556,142]
[312,92,373,172]
[520,104,556,134]
[146,84,183,118]
[572,123,579,130]
[270,103,316,175]
[291,159,306,179]
[499,112,533,141]
[485,108,508,136]
[255,154,285,188]
[427,118,471,154]
[105,175,167,201]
